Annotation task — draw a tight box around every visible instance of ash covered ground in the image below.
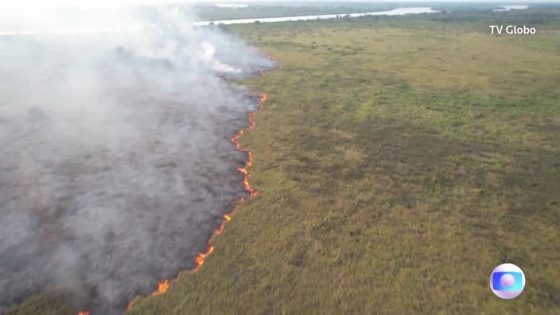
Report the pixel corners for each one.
[0,4,273,315]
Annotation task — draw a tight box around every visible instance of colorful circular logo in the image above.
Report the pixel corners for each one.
[490,263,525,299]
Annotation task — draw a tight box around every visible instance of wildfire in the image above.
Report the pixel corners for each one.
[213,214,232,236]
[189,92,266,271]
[192,246,215,272]
[153,280,170,295]
[125,92,267,311]
[78,312,89,315]
[230,94,264,199]
[125,279,172,311]
[213,222,225,236]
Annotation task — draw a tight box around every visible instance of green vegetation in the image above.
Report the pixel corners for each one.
[12,9,560,315]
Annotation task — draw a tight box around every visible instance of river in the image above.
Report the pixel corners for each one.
[195,7,438,26]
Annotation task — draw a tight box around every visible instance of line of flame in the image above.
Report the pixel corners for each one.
[119,92,267,313]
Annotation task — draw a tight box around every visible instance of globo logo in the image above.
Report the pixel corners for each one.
[490,263,526,299]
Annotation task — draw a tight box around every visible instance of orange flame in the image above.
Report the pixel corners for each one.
[126,92,267,311]
[192,246,215,272]
[230,93,265,199]
[153,280,170,295]
[213,222,225,236]
[78,312,89,315]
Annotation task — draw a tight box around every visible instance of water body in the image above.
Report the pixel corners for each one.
[214,4,249,9]
[493,5,529,12]
[195,7,438,26]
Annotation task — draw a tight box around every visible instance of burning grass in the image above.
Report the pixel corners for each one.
[123,92,267,311]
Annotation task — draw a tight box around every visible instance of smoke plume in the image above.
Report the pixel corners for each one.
[0,2,273,314]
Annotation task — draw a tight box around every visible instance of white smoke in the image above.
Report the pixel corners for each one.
[201,41,242,73]
[0,2,273,314]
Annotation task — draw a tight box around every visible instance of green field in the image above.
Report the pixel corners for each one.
[11,9,560,315]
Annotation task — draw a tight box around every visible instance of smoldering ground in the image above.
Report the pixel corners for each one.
[0,3,273,314]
